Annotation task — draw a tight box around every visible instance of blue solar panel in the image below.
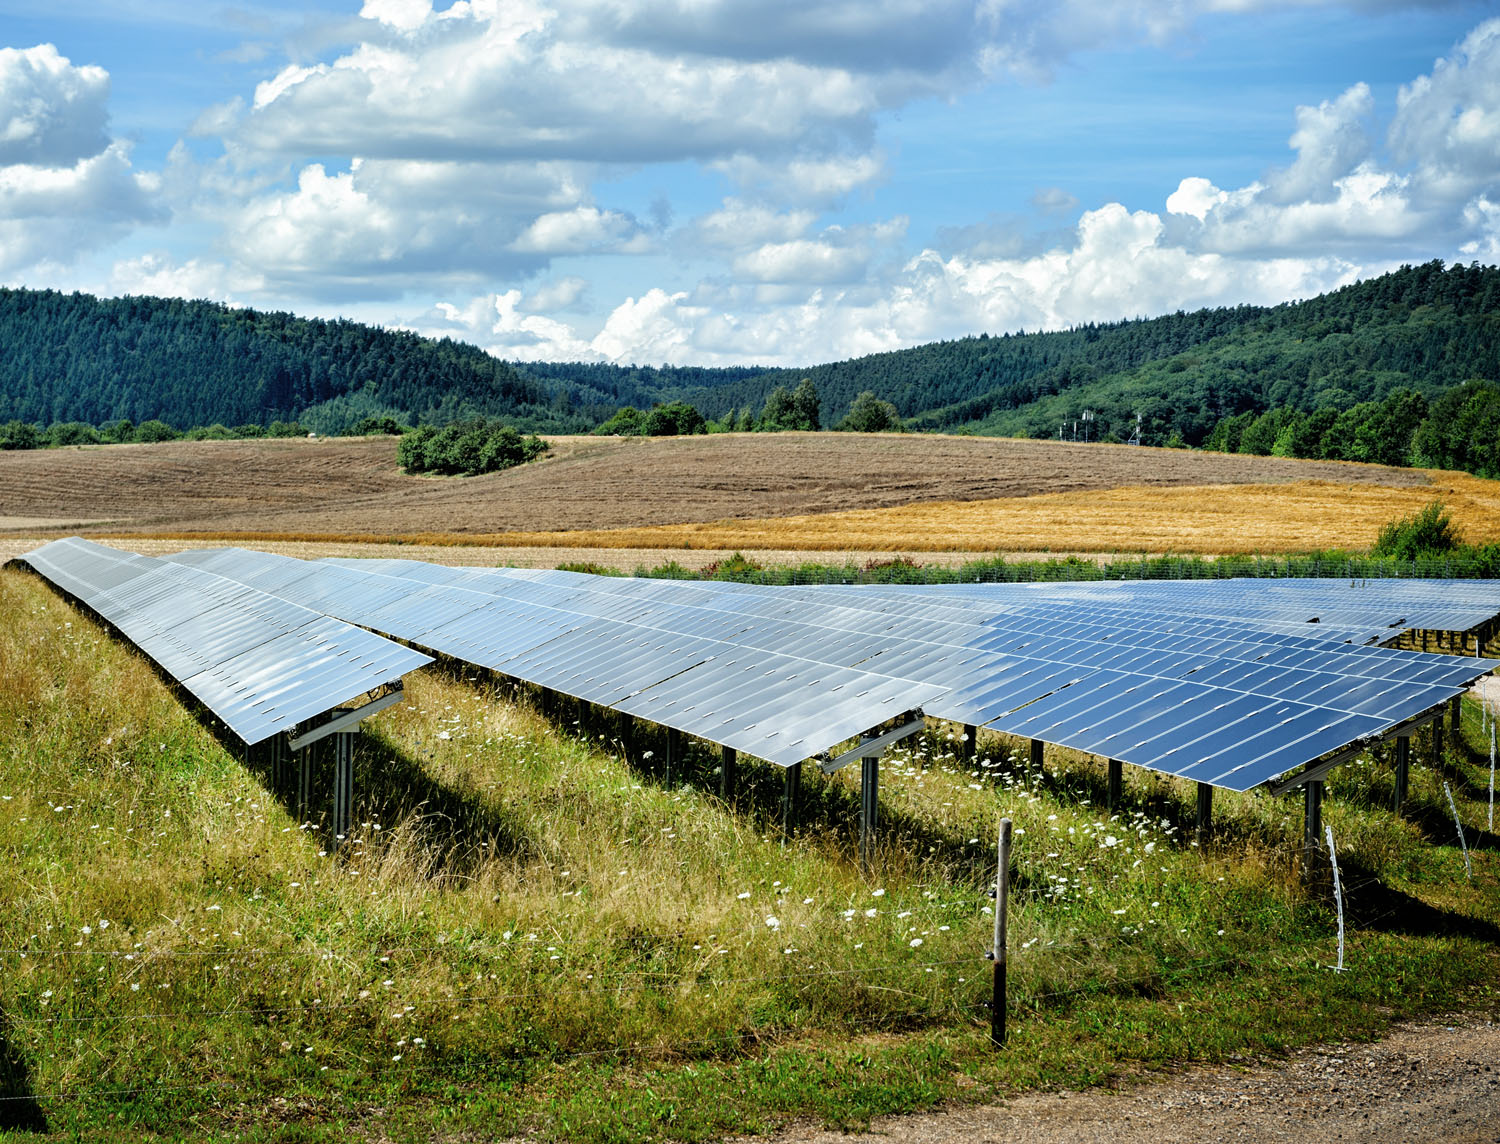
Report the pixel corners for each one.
[16,539,431,744]
[165,548,1500,790]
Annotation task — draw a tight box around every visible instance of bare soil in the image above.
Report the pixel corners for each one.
[0,433,1435,539]
[757,1016,1500,1144]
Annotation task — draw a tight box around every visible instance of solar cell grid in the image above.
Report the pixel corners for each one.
[17,539,431,745]
[162,548,1499,790]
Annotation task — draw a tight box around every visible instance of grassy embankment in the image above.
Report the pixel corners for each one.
[1,566,1497,1141]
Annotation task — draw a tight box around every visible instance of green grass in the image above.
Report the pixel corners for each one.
[0,567,1496,1141]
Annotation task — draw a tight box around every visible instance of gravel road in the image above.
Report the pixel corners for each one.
[755,1017,1500,1144]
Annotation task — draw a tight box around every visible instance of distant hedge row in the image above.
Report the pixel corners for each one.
[397,418,549,476]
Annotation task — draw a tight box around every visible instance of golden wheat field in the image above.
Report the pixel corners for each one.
[376,472,1500,556]
[2,433,1495,561]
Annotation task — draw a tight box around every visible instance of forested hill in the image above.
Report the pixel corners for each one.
[0,261,1495,444]
[0,289,588,434]
[521,260,1500,444]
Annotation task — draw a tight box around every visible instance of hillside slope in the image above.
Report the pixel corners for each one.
[0,288,585,433]
[523,261,1500,443]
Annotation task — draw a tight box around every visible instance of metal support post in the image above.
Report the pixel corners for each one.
[332,731,354,847]
[720,746,737,805]
[620,718,635,766]
[1106,758,1123,812]
[962,724,977,760]
[666,727,682,786]
[271,735,288,797]
[859,755,879,875]
[1303,779,1324,882]
[1394,734,1410,813]
[1432,711,1445,766]
[1029,737,1044,777]
[1195,781,1213,847]
[1450,696,1462,752]
[990,817,1012,1049]
[297,739,314,824]
[781,762,801,836]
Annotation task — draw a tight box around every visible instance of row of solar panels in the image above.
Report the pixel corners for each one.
[14,538,431,744]
[165,548,1497,791]
[886,577,1500,645]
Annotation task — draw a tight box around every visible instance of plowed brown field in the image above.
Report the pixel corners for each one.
[1,431,1490,562]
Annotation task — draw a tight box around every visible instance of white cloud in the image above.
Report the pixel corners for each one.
[1391,19,1500,197]
[108,254,259,302]
[0,44,110,167]
[510,206,647,255]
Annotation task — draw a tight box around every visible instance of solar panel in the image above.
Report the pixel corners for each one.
[165,548,1499,790]
[16,539,432,745]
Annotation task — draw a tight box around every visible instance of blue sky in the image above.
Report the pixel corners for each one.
[2,1,1498,365]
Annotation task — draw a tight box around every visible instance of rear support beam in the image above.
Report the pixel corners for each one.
[1195,782,1213,848]
[860,755,879,875]
[1394,734,1410,813]
[1106,758,1123,812]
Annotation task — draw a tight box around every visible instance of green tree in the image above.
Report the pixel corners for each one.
[836,391,904,433]
[791,378,821,430]
[642,401,706,436]
[758,385,798,431]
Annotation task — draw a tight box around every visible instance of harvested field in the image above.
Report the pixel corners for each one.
[486,472,1500,555]
[0,432,1440,542]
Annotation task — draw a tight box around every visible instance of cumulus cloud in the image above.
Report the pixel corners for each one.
[0,46,159,278]
[0,44,110,166]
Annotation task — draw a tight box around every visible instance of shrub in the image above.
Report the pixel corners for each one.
[42,421,101,447]
[398,418,548,476]
[351,415,410,436]
[594,407,646,436]
[133,419,180,443]
[642,401,706,436]
[1371,501,1463,559]
[0,420,40,450]
[836,392,904,433]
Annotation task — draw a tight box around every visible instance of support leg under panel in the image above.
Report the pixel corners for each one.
[1394,734,1410,814]
[332,731,354,848]
[1106,759,1123,812]
[1303,779,1324,884]
[860,755,879,875]
[1029,738,1044,778]
[1195,781,1213,848]
[781,762,801,837]
[720,746,737,806]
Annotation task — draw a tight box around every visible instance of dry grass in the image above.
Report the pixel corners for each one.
[367,472,1500,555]
[0,433,1437,540]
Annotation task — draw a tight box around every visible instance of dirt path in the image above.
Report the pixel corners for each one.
[757,1016,1500,1144]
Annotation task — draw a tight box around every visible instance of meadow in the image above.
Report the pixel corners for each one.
[2,566,1497,1142]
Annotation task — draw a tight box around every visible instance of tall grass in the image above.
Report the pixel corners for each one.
[1,567,1496,1141]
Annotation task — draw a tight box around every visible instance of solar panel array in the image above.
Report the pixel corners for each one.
[165,548,1499,791]
[15,538,432,745]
